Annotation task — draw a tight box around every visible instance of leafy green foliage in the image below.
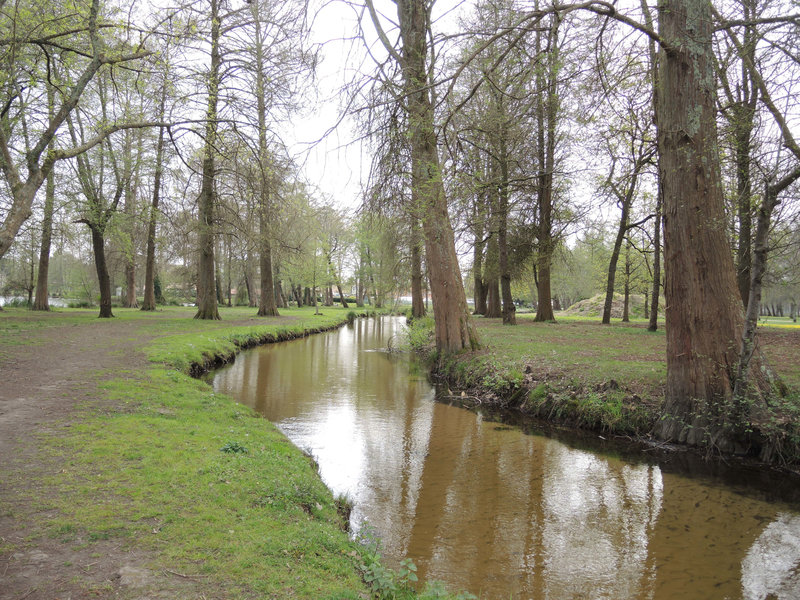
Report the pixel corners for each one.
[220,441,248,454]
[358,533,475,600]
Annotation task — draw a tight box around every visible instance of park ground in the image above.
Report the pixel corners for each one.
[1,306,799,599]
[425,311,800,458]
[0,306,372,600]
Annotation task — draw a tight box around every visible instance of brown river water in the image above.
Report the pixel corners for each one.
[211,316,800,599]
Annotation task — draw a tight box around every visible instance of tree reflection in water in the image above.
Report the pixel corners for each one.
[212,317,800,600]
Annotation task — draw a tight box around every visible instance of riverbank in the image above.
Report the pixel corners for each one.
[0,306,377,599]
[418,313,800,463]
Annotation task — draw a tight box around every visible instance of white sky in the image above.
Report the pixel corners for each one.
[286,0,469,211]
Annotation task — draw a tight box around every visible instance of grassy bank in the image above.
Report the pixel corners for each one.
[1,306,372,598]
[412,313,800,456]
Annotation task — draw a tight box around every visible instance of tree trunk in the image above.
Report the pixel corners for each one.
[734,119,754,305]
[648,193,662,331]
[257,205,279,316]
[497,138,515,325]
[622,242,631,322]
[33,154,54,311]
[471,192,487,316]
[602,202,630,324]
[278,282,288,309]
[410,215,425,318]
[141,131,164,310]
[533,14,559,323]
[652,0,750,450]
[141,59,170,311]
[194,0,221,321]
[729,0,758,306]
[253,2,279,318]
[733,168,799,460]
[392,0,478,352]
[640,0,662,333]
[90,225,113,318]
[122,128,142,309]
[33,85,57,311]
[484,226,501,318]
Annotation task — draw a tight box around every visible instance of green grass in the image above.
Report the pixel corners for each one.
[426,313,800,437]
[43,368,365,598]
[3,305,379,598]
[4,304,471,598]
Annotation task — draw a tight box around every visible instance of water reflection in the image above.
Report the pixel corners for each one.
[212,317,800,599]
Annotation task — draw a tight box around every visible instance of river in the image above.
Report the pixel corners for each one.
[211,316,800,599]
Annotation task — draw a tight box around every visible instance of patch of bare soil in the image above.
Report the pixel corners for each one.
[0,311,260,600]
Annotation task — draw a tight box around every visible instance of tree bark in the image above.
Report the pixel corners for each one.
[648,193,662,331]
[733,167,799,460]
[621,241,631,322]
[382,0,478,352]
[141,125,165,310]
[122,129,141,308]
[484,228,501,318]
[725,0,758,306]
[533,15,559,323]
[257,200,279,316]
[252,0,279,317]
[641,0,662,333]
[195,0,222,320]
[652,0,750,450]
[471,194,487,316]
[90,225,113,318]
[33,85,57,311]
[602,198,630,324]
[410,214,426,318]
[496,133,516,325]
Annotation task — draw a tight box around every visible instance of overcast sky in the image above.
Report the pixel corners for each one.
[286,0,469,212]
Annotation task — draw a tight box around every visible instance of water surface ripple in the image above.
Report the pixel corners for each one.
[212,316,800,599]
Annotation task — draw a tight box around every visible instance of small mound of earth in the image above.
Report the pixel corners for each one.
[563,293,651,319]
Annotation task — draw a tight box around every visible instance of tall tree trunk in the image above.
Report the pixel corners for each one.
[257,201,279,316]
[381,0,478,352]
[648,194,662,331]
[621,241,631,322]
[90,225,113,318]
[641,0,662,333]
[484,229,501,318]
[653,0,754,450]
[533,15,559,323]
[195,0,221,320]
[215,236,225,305]
[729,0,758,306]
[326,252,349,309]
[33,85,57,311]
[141,127,165,310]
[471,188,488,315]
[141,56,170,311]
[253,1,279,317]
[734,118,754,305]
[497,135,516,325]
[274,271,287,309]
[602,201,630,324]
[733,168,799,460]
[122,129,141,309]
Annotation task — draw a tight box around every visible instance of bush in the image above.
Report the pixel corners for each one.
[404,316,435,352]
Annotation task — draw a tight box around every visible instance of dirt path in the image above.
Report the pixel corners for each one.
[0,312,243,600]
